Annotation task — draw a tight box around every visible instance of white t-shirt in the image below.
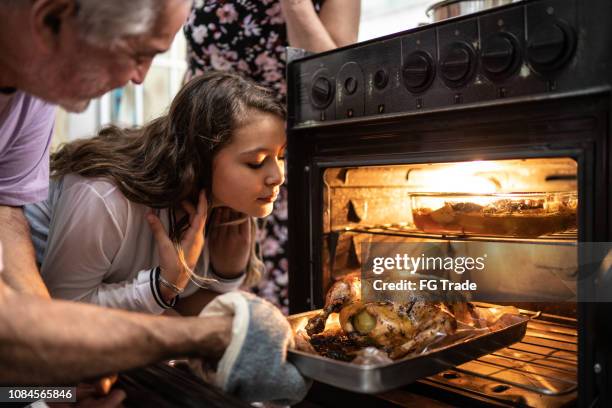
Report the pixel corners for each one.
[25,173,245,314]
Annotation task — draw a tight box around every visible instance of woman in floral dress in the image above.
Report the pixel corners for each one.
[184,0,360,314]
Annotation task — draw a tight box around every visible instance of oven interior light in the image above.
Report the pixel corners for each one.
[413,161,503,196]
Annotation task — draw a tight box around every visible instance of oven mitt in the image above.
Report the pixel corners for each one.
[189,291,312,404]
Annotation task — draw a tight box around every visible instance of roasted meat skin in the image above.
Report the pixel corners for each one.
[309,329,361,361]
[339,300,456,359]
[305,275,463,360]
[443,302,484,327]
[339,302,415,348]
[390,302,457,359]
[305,273,361,336]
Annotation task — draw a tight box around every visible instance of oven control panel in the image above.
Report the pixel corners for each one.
[288,0,609,125]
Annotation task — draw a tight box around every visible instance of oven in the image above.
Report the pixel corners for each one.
[286,0,612,406]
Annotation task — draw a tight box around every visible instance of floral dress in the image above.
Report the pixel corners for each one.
[184,0,324,101]
[184,0,324,314]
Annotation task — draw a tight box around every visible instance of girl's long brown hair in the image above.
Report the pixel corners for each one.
[51,71,286,286]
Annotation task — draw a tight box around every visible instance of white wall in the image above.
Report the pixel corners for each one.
[359,0,432,42]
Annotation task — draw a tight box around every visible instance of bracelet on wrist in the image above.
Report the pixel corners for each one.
[151,267,177,309]
[158,268,185,296]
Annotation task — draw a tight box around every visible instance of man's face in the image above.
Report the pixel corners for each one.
[40,0,190,112]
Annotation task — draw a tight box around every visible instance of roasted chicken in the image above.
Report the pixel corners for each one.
[338,300,456,359]
[304,275,461,360]
[305,273,361,336]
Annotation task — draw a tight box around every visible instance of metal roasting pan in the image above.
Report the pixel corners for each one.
[287,305,530,393]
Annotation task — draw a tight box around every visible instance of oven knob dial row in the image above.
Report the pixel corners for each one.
[527,20,576,74]
[310,76,334,109]
[402,51,435,93]
[440,42,476,87]
[481,32,521,80]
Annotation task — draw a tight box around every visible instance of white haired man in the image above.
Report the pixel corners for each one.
[0,0,229,403]
[0,2,311,405]
[1,0,192,292]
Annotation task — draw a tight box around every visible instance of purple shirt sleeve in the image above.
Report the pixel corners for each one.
[0,91,55,206]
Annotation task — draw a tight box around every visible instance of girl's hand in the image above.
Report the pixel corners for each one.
[146,190,208,300]
[209,208,251,279]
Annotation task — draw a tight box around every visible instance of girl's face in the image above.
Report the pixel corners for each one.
[211,111,286,217]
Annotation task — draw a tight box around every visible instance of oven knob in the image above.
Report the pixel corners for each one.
[311,76,334,109]
[344,76,358,95]
[440,42,476,87]
[481,32,520,80]
[402,51,435,93]
[527,20,576,73]
[374,69,389,90]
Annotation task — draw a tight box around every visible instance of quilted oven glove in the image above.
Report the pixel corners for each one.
[189,291,312,404]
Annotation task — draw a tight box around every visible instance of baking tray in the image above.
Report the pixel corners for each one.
[287,306,530,394]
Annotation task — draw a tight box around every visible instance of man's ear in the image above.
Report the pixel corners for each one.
[30,0,79,52]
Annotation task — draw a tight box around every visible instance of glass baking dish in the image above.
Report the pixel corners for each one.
[410,192,577,237]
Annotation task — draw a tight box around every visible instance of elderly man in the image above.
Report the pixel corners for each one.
[0,0,232,391]
[0,1,310,405]
[1,0,191,292]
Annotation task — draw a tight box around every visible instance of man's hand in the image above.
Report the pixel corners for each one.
[191,292,310,404]
[209,208,251,278]
[197,314,233,364]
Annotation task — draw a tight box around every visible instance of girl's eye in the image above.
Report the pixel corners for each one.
[247,162,264,169]
[247,155,284,169]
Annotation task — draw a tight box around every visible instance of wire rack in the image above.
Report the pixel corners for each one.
[421,311,578,407]
[339,225,578,243]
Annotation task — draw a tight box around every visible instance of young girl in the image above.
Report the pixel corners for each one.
[25,72,286,315]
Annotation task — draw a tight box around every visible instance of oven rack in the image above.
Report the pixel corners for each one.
[336,225,578,244]
[419,310,577,407]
